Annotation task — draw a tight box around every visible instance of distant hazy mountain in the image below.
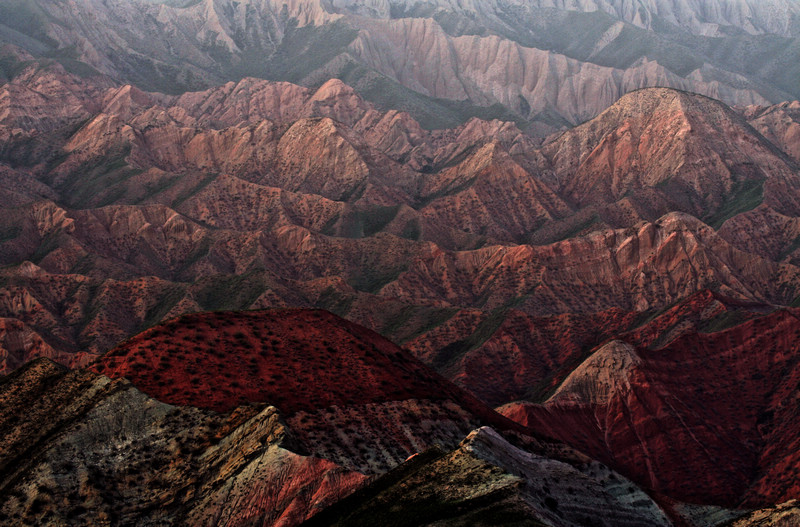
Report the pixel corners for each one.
[1,0,799,130]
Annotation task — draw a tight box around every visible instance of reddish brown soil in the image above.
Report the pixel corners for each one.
[502,307,800,508]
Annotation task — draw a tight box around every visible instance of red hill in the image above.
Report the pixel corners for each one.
[89,309,502,419]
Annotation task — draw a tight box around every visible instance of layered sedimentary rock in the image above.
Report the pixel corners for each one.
[1,58,800,520]
[307,426,673,527]
[0,357,367,526]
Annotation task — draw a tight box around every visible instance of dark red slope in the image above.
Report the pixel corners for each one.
[622,289,764,349]
[432,290,760,406]
[503,308,800,507]
[442,307,638,405]
[88,309,515,428]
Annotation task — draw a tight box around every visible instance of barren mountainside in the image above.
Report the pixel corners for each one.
[2,62,800,391]
[501,306,800,508]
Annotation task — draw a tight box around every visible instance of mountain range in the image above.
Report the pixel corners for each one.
[2,0,800,525]
[2,0,800,131]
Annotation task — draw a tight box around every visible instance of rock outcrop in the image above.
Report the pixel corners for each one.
[0,357,366,526]
[307,426,673,527]
[89,309,522,473]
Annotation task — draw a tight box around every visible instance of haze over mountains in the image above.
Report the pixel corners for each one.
[2,0,800,130]
[1,0,800,525]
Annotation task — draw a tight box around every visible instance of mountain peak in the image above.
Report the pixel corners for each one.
[312,78,354,98]
[549,340,642,405]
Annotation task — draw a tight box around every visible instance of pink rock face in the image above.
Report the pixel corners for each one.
[538,88,800,217]
[208,454,367,527]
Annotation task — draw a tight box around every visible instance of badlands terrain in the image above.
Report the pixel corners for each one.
[1,0,800,525]
[1,0,800,130]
